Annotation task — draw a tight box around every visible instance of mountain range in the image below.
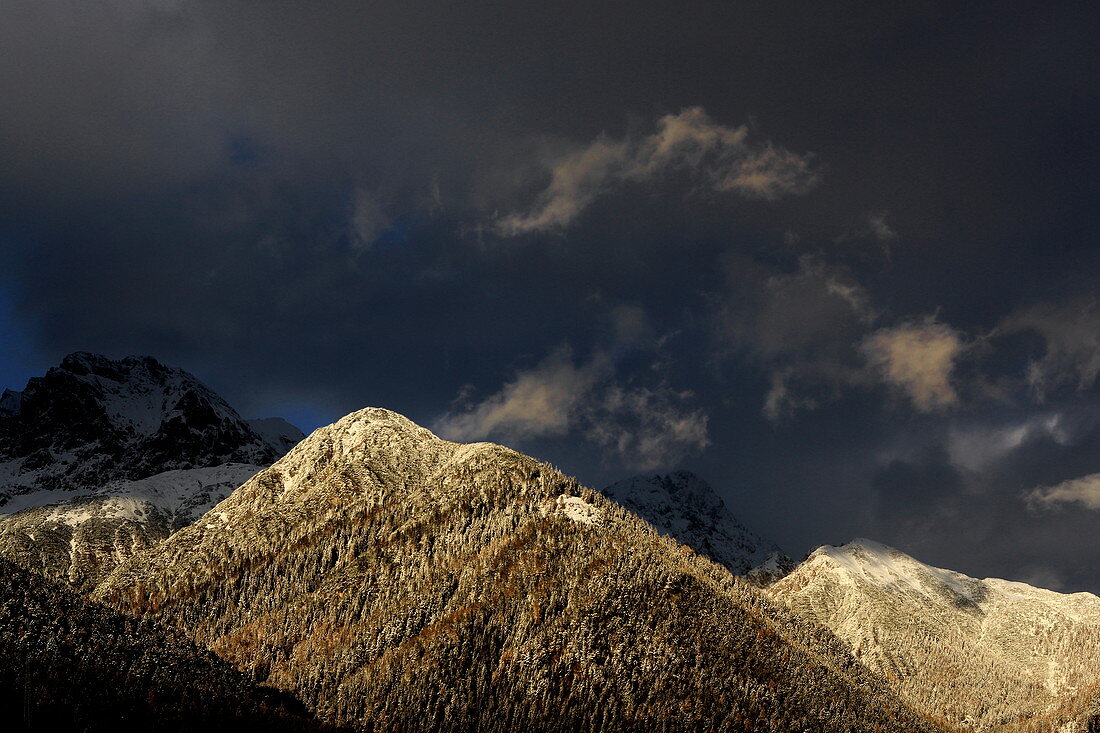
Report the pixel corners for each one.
[3,352,1100,730]
[93,406,933,731]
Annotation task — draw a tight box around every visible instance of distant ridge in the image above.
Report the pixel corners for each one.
[603,470,793,582]
[770,538,1100,730]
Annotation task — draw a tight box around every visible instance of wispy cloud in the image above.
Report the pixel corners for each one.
[433,344,708,470]
[947,413,1069,472]
[999,297,1100,400]
[497,107,817,235]
[584,383,709,471]
[865,211,898,243]
[1027,473,1100,511]
[716,255,876,421]
[348,187,390,252]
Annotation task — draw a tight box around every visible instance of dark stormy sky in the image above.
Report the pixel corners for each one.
[2,0,1099,589]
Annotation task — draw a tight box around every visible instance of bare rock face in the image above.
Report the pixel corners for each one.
[0,352,284,503]
[769,539,1100,731]
[0,353,302,587]
[602,470,793,583]
[96,408,935,732]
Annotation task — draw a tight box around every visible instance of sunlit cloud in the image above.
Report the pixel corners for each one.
[433,344,708,470]
[862,319,964,412]
[1027,472,1100,511]
[497,107,817,235]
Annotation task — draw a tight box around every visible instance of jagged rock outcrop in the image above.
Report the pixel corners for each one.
[769,539,1100,731]
[96,408,937,732]
[603,470,793,582]
[0,353,302,586]
[0,556,330,732]
[0,352,287,504]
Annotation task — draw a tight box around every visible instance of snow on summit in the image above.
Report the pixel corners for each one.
[771,537,1100,730]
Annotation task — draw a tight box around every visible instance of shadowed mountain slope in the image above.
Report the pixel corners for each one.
[603,470,793,582]
[0,556,329,733]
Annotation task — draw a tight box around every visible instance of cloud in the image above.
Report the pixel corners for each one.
[865,211,899,243]
[724,255,876,362]
[947,413,1069,472]
[584,383,710,471]
[717,255,876,421]
[1026,473,1100,511]
[999,297,1100,399]
[862,318,964,412]
[762,370,815,423]
[433,346,606,443]
[497,107,817,235]
[348,188,390,252]
[433,344,708,470]
[719,256,973,420]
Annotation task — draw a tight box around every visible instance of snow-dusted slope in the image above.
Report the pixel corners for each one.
[770,539,1100,730]
[1,463,262,525]
[602,471,792,581]
[0,353,301,587]
[0,464,264,590]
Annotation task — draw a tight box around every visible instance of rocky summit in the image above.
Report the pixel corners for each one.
[0,353,302,588]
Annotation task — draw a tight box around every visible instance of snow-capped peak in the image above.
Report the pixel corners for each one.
[0,352,302,508]
[602,470,792,579]
[770,537,1100,729]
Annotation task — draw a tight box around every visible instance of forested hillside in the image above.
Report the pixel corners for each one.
[97,408,938,731]
[0,557,328,732]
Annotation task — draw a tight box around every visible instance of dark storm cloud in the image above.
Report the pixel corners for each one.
[2,0,1099,588]
[831,403,1100,590]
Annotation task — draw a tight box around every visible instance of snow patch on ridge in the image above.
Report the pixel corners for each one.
[555,495,604,525]
[1,463,263,525]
